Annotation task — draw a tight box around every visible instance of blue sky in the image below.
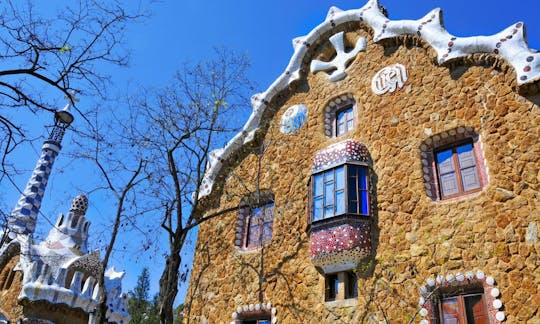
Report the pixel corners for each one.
[4,0,540,306]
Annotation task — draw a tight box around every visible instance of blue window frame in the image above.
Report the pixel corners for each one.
[312,164,369,222]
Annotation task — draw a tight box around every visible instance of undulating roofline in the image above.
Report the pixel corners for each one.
[199,0,539,198]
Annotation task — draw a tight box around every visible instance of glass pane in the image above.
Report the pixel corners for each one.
[324,181,334,205]
[324,169,334,182]
[252,206,262,218]
[314,173,323,195]
[359,167,368,189]
[349,202,358,214]
[457,143,475,168]
[248,224,261,246]
[335,166,345,189]
[258,321,271,324]
[461,167,480,191]
[324,205,334,218]
[437,149,455,174]
[263,203,274,221]
[335,190,345,215]
[465,294,488,324]
[440,172,459,196]
[441,297,460,324]
[347,119,354,131]
[313,197,323,221]
[348,176,358,201]
[337,123,345,136]
[360,191,369,215]
[337,110,346,123]
[262,222,272,243]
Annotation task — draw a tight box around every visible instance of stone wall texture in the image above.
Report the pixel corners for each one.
[186,24,539,323]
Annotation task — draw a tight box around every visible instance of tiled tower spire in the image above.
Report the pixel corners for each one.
[7,99,75,239]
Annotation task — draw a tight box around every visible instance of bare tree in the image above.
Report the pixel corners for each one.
[132,49,253,323]
[0,0,143,184]
[72,101,151,323]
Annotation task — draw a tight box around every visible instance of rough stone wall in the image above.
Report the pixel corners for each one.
[0,254,24,321]
[186,26,539,323]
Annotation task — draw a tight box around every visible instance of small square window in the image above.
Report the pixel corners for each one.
[325,271,358,302]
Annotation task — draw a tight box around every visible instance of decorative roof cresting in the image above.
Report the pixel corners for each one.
[198,0,540,199]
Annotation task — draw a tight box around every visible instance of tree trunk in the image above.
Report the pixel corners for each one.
[159,247,181,324]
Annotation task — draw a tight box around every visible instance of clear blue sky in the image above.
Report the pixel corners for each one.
[4,0,540,305]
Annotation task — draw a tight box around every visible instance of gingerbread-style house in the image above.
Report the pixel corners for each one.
[186,0,539,323]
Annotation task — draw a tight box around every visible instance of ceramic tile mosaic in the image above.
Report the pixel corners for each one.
[312,139,370,172]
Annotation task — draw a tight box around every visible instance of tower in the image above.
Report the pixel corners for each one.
[7,100,74,239]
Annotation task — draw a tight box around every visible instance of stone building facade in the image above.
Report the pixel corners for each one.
[0,104,130,323]
[186,0,539,323]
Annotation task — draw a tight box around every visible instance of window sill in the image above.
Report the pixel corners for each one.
[325,298,357,308]
[433,189,485,204]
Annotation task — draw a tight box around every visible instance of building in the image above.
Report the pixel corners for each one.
[0,103,130,323]
[186,0,539,323]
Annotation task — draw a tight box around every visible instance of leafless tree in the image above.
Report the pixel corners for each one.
[131,49,253,323]
[72,102,151,323]
[0,0,143,185]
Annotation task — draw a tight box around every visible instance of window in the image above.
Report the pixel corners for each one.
[434,290,489,323]
[323,94,356,138]
[245,202,274,249]
[336,105,354,136]
[420,127,487,201]
[312,164,369,222]
[325,271,358,302]
[235,192,274,250]
[435,141,481,199]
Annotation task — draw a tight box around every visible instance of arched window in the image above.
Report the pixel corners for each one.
[235,191,275,250]
[324,94,356,138]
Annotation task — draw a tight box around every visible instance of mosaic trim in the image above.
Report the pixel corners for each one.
[310,223,371,273]
[324,93,355,138]
[199,0,540,198]
[231,302,277,324]
[417,270,505,323]
[8,144,60,236]
[419,126,489,201]
[310,31,366,82]
[280,104,308,134]
[312,139,370,172]
[371,63,408,95]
